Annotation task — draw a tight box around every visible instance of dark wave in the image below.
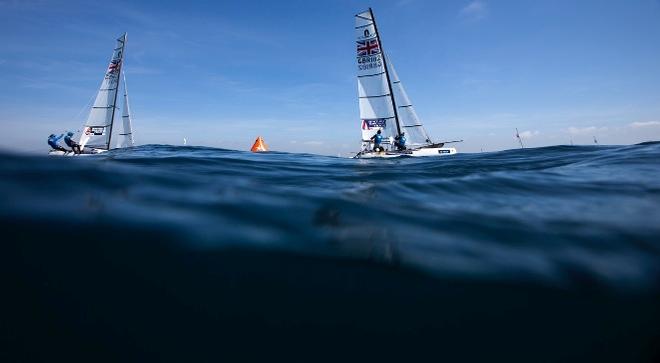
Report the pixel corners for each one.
[1,142,659,361]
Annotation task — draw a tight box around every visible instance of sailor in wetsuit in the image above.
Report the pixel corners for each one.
[370,129,384,152]
[64,132,81,154]
[394,132,407,151]
[47,133,67,152]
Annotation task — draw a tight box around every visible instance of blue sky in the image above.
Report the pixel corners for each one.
[1,0,660,155]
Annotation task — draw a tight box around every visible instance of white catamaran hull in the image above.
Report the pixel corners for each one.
[355,147,457,159]
[48,148,108,157]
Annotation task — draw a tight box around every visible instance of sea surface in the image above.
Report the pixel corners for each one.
[1,142,660,361]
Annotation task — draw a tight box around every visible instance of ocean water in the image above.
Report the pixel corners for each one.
[1,142,659,361]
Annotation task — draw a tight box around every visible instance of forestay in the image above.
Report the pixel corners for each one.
[80,34,126,150]
[355,10,397,145]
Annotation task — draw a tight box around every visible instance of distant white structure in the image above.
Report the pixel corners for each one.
[515,128,525,149]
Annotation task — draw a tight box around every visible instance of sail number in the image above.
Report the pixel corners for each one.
[358,55,382,71]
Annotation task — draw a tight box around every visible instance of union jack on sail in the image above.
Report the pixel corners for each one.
[107,59,121,73]
[357,39,380,56]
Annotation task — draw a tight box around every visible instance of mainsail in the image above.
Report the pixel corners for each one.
[355,9,399,147]
[355,9,435,150]
[80,33,127,150]
[118,73,135,148]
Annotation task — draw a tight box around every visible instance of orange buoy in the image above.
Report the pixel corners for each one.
[250,136,269,152]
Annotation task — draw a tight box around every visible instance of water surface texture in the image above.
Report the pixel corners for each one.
[2,143,659,361]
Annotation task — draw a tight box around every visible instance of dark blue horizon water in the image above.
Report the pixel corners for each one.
[1,142,659,361]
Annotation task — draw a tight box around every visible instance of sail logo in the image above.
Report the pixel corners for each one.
[357,28,377,41]
[362,119,387,130]
[357,39,380,56]
[84,126,105,136]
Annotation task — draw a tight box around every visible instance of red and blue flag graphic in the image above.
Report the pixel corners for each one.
[362,119,387,130]
[357,39,380,56]
[107,59,121,73]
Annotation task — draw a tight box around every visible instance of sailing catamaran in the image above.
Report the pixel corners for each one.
[353,9,460,159]
[50,33,134,155]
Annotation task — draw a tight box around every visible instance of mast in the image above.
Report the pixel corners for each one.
[106,33,126,150]
[369,8,402,137]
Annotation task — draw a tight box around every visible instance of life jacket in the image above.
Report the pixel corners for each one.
[64,135,76,147]
[48,135,61,148]
[374,134,383,144]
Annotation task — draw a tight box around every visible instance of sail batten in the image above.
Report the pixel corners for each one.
[358,72,386,78]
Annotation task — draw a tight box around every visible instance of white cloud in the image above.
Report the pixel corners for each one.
[566,126,608,135]
[629,121,660,128]
[518,130,540,138]
[460,1,488,21]
[303,141,324,145]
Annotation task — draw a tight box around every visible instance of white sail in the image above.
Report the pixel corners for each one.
[355,10,397,147]
[118,73,135,148]
[79,33,127,150]
[388,60,433,146]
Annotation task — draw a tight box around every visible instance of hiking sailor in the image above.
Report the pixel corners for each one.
[47,133,66,152]
[64,131,82,154]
